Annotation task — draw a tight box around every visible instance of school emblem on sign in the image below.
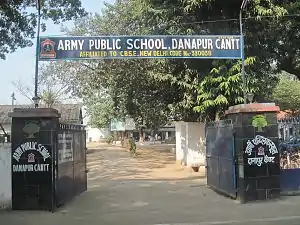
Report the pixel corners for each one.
[244,135,278,167]
[23,122,40,138]
[27,153,35,163]
[12,142,51,173]
[257,146,265,156]
[40,39,56,59]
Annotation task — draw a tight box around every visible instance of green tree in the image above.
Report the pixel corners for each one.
[86,92,115,128]
[272,73,300,114]
[128,0,288,119]
[59,0,290,123]
[61,1,183,130]
[193,57,278,121]
[133,0,299,78]
[0,0,87,59]
[194,60,244,121]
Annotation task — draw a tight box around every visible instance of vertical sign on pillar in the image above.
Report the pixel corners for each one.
[58,132,73,164]
[12,122,52,173]
[11,118,54,210]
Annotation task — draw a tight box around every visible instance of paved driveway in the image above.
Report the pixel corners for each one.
[1,144,300,225]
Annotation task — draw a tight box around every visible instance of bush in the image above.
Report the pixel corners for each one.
[123,138,136,155]
[128,138,136,155]
[105,135,114,144]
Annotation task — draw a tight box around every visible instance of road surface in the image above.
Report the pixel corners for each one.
[1,144,300,225]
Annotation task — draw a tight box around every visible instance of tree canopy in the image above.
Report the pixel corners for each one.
[0,0,87,59]
[272,73,300,114]
[9,0,300,128]
[57,0,298,127]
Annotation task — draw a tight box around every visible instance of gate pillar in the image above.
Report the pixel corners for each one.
[9,108,60,211]
[225,103,280,203]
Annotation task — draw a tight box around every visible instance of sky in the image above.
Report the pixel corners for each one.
[0,0,115,105]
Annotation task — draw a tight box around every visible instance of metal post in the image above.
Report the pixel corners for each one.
[11,92,16,112]
[33,0,41,108]
[240,0,249,104]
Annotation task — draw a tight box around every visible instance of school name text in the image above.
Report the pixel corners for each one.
[56,37,240,51]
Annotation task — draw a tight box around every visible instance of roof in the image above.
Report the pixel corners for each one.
[276,110,298,120]
[0,104,83,124]
[277,111,289,120]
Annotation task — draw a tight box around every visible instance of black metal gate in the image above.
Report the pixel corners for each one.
[206,120,237,198]
[278,117,300,194]
[55,124,87,206]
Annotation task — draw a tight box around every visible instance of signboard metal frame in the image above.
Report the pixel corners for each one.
[38,35,243,61]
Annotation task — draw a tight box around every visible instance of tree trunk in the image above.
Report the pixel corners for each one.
[113,131,117,144]
[139,129,144,142]
[215,111,220,121]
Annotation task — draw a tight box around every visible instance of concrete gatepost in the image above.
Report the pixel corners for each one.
[175,122,206,168]
[8,108,60,211]
[225,103,281,203]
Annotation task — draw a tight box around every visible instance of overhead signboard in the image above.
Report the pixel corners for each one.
[38,35,242,61]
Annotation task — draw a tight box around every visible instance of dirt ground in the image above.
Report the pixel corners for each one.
[2,143,300,225]
[87,142,205,182]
